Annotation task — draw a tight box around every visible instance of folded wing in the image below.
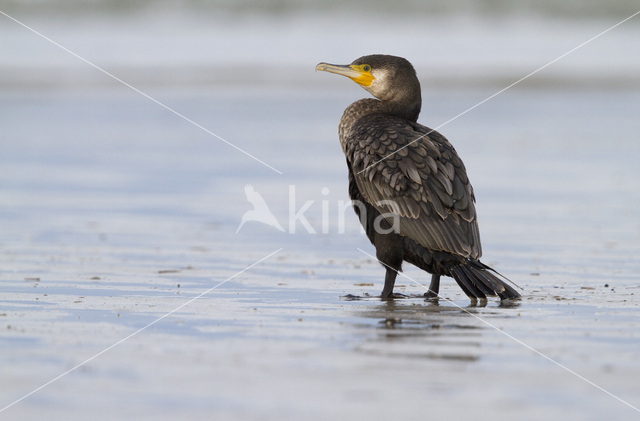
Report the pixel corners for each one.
[346,114,482,259]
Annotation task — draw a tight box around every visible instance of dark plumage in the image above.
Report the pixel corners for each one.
[316,54,520,301]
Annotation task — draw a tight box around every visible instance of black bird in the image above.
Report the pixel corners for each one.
[316,55,520,301]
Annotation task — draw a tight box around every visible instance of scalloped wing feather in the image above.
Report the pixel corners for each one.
[346,114,481,259]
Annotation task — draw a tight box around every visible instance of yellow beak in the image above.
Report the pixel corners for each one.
[315,62,374,87]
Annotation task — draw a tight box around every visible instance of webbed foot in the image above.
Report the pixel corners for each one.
[424,289,438,300]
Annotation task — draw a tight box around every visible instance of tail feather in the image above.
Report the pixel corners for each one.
[468,260,523,291]
[450,260,521,300]
[448,267,476,298]
[499,281,520,299]
[465,265,504,293]
[460,265,498,297]
[451,266,486,299]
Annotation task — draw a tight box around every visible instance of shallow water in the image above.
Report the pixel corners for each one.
[2,10,640,421]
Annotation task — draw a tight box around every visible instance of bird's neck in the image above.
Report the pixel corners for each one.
[338,97,421,144]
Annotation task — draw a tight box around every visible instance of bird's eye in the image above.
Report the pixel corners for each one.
[363,65,371,72]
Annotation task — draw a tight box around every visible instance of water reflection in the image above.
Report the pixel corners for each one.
[342,292,520,309]
[351,298,519,363]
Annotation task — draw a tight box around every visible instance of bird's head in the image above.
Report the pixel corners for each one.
[315,54,420,103]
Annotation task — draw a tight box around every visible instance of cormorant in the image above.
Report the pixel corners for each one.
[316,55,520,301]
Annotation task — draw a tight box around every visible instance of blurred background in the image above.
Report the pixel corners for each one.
[2,0,640,90]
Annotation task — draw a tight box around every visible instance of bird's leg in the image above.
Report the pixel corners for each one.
[381,268,398,299]
[424,274,440,299]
